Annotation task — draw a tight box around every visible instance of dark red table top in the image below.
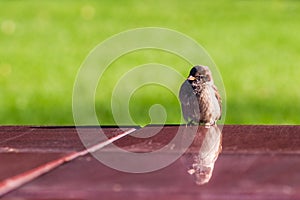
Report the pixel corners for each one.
[0,125,299,200]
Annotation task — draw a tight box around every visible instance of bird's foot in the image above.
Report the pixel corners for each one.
[186,121,194,127]
[204,123,211,129]
[204,120,217,128]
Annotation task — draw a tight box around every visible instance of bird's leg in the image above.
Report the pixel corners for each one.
[211,120,218,126]
[187,120,194,127]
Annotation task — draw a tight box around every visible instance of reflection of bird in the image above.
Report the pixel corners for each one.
[179,65,222,127]
[181,125,222,185]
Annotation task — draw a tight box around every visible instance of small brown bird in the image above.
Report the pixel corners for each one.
[179,65,222,127]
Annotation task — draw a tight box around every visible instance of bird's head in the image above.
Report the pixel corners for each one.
[187,65,212,84]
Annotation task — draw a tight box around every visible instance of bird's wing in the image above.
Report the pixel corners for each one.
[179,80,200,123]
[213,84,222,119]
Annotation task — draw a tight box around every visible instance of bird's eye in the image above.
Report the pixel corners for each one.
[199,75,205,79]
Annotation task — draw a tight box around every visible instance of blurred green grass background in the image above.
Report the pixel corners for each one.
[1,0,300,125]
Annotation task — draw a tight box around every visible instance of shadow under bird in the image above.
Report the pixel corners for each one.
[179,65,222,127]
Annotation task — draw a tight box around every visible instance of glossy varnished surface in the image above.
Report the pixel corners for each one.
[5,154,299,200]
[0,125,299,199]
[222,125,300,153]
[0,126,136,152]
[0,126,137,196]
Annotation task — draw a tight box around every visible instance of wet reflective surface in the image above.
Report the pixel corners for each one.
[1,125,300,199]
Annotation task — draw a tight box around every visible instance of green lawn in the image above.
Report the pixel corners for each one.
[1,0,300,125]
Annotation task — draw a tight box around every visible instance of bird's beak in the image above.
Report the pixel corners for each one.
[188,76,196,81]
